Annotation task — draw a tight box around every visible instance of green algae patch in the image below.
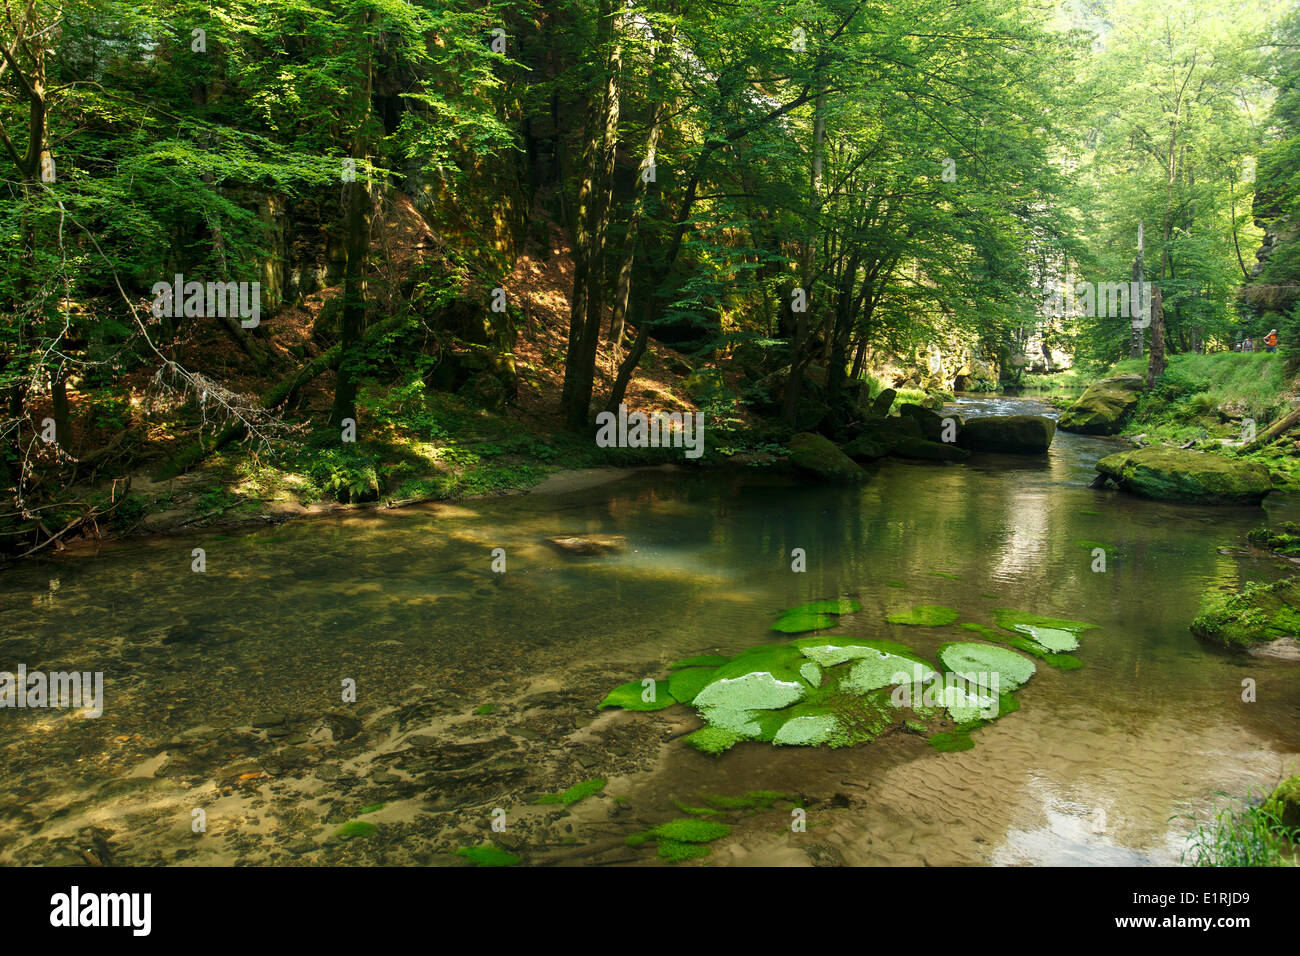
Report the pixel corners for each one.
[456,845,521,867]
[771,610,836,633]
[992,609,1097,635]
[772,598,860,633]
[929,730,975,752]
[358,802,385,815]
[336,820,377,839]
[473,703,497,715]
[1044,653,1083,670]
[888,604,960,627]
[959,622,1005,642]
[536,778,606,806]
[683,726,744,755]
[929,571,960,580]
[938,642,1037,690]
[598,678,677,711]
[702,791,792,812]
[887,581,906,588]
[667,666,718,705]
[992,609,1096,652]
[629,818,731,863]
[657,840,712,862]
[669,655,729,670]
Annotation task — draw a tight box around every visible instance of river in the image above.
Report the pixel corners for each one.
[1,395,1297,865]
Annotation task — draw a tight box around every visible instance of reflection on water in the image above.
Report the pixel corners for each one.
[0,395,1297,865]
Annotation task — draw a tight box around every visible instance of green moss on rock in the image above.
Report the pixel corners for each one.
[1059,374,1144,435]
[1191,579,1300,650]
[1095,446,1271,505]
[787,432,868,482]
[598,678,677,711]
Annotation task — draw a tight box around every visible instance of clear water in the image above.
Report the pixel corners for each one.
[1,396,1297,865]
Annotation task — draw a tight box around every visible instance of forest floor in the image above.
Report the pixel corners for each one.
[23,228,783,555]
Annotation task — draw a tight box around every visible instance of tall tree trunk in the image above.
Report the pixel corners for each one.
[781,90,827,427]
[1147,287,1166,386]
[330,13,375,428]
[560,0,620,429]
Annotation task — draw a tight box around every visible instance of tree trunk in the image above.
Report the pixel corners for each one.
[1146,286,1166,387]
[330,12,375,428]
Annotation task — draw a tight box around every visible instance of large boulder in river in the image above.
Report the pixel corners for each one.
[957,415,1055,454]
[868,388,896,417]
[787,432,868,481]
[897,403,948,442]
[1094,446,1271,505]
[1058,375,1145,434]
[842,414,922,456]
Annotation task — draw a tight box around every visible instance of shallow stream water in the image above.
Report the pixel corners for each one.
[1,395,1297,865]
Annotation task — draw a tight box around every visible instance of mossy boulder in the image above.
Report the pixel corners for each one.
[787,432,867,482]
[957,415,1055,455]
[1058,374,1145,434]
[842,436,890,461]
[869,388,896,417]
[1095,446,1271,505]
[891,436,969,462]
[1263,776,1300,830]
[898,403,947,442]
[1190,578,1300,658]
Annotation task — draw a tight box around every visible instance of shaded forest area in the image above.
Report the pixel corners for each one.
[1,0,1297,557]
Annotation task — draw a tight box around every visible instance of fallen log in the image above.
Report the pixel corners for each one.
[1245,405,1300,452]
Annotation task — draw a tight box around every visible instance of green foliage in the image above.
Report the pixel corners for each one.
[1180,795,1299,867]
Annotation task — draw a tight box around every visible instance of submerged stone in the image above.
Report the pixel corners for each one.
[1190,578,1300,657]
[545,534,627,555]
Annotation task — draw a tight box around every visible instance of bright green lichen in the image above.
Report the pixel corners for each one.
[456,845,521,867]
[888,605,960,627]
[536,778,606,806]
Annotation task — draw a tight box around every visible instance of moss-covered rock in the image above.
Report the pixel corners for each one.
[898,403,947,442]
[786,432,868,482]
[1095,446,1271,505]
[1263,776,1300,830]
[957,415,1055,454]
[1190,578,1300,657]
[1058,374,1145,434]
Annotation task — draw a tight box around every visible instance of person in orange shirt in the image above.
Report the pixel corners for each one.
[1265,329,1279,353]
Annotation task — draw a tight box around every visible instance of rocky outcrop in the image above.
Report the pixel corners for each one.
[786,433,868,481]
[897,403,946,442]
[1094,446,1271,505]
[957,415,1055,455]
[1058,375,1145,435]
